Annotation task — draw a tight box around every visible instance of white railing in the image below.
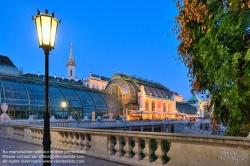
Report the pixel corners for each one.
[26,119,188,128]
[77,120,187,129]
[1,123,250,166]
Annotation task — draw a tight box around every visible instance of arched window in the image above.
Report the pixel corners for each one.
[102,86,105,90]
[70,69,72,76]
[145,101,149,111]
[92,84,95,88]
[96,85,99,89]
[157,102,161,111]
[152,101,155,111]
[163,103,166,112]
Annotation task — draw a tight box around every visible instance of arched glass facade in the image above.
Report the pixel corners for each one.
[106,77,138,110]
[106,74,172,113]
[24,83,45,118]
[0,76,119,120]
[1,79,29,119]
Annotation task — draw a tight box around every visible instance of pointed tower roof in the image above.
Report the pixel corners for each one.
[188,94,202,103]
[67,42,76,67]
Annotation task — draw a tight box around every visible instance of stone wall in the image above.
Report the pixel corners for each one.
[1,123,250,166]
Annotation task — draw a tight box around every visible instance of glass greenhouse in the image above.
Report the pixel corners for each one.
[0,73,119,120]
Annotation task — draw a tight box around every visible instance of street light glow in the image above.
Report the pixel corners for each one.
[61,101,67,108]
[33,9,60,49]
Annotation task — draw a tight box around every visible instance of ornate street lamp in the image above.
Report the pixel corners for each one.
[33,9,60,166]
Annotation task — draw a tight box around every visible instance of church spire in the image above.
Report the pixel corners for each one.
[67,42,76,80]
[67,42,76,67]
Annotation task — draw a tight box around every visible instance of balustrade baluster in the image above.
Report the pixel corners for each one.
[40,130,44,140]
[63,132,68,146]
[132,137,142,161]
[33,129,35,139]
[87,134,91,149]
[72,133,78,149]
[154,139,166,165]
[142,138,152,163]
[123,137,132,158]
[77,133,83,149]
[67,132,73,148]
[38,130,41,140]
[58,132,63,145]
[37,130,39,140]
[83,134,90,151]
[114,136,123,157]
[15,128,17,136]
[30,129,34,140]
[18,128,20,136]
[37,130,40,140]
[108,136,115,155]
[34,130,38,139]
[38,129,41,140]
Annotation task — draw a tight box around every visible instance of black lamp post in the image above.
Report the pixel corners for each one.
[33,9,60,166]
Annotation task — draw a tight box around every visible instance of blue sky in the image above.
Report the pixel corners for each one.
[0,0,195,101]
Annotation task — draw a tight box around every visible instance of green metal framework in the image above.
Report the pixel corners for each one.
[0,74,119,120]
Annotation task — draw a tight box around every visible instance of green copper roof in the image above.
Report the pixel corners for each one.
[188,95,202,102]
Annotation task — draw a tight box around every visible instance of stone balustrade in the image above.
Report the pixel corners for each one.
[1,123,250,166]
[30,128,43,143]
[12,126,24,138]
[76,120,187,129]
[50,121,69,127]
[4,119,188,130]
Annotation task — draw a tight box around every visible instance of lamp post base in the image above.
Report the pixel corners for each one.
[43,112,51,165]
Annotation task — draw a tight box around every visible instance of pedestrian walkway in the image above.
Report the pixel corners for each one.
[0,128,127,166]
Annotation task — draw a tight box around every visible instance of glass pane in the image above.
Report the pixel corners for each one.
[149,87,158,96]
[23,83,44,106]
[29,106,45,118]
[126,81,137,103]
[100,93,118,113]
[95,108,107,116]
[49,86,65,107]
[75,90,95,108]
[144,85,152,95]
[35,16,42,46]
[60,88,82,108]
[155,88,164,97]
[160,89,168,98]
[50,18,58,47]
[87,91,107,109]
[2,80,28,105]
[110,79,129,94]
[41,15,51,45]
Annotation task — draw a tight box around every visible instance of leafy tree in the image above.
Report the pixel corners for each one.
[173,0,250,136]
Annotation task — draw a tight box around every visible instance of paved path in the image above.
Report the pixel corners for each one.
[0,128,127,166]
